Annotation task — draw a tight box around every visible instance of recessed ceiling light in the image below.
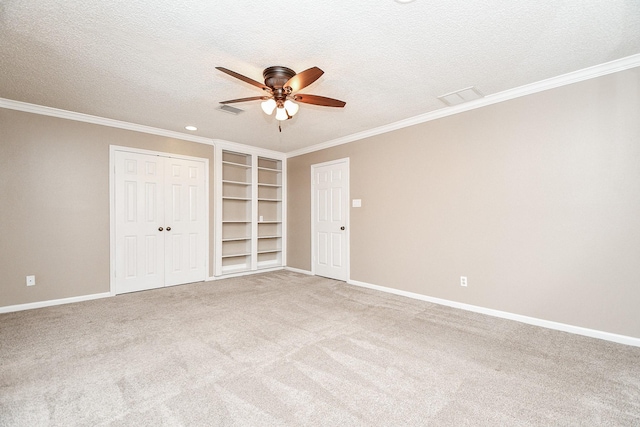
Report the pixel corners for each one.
[395,0,416,3]
[185,125,197,131]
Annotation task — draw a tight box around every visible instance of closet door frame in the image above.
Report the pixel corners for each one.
[109,145,210,296]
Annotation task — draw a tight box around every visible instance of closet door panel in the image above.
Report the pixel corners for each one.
[164,157,207,286]
[115,151,165,294]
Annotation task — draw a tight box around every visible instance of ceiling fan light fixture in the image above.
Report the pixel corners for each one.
[216,65,346,127]
[261,99,277,115]
[275,107,288,121]
[284,100,299,116]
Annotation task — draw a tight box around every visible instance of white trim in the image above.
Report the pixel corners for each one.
[310,158,350,280]
[0,292,112,314]
[346,279,640,347]
[0,98,214,145]
[109,145,210,295]
[284,266,313,275]
[287,53,640,158]
[0,98,283,159]
[109,144,211,163]
[109,147,116,296]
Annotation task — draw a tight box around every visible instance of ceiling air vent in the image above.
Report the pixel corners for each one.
[217,105,245,115]
[438,86,484,106]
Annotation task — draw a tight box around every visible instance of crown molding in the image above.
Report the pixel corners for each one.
[0,97,289,158]
[0,98,219,146]
[286,53,640,158]
[3,53,639,160]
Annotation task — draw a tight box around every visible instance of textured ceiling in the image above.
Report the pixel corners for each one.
[1,1,639,153]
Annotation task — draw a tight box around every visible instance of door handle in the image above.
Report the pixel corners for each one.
[158,227,164,231]
[166,226,171,231]
[340,226,345,230]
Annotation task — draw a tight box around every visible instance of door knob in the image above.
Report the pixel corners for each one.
[166,226,171,231]
[158,227,163,231]
[340,226,345,230]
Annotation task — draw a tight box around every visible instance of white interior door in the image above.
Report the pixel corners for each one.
[164,157,206,286]
[115,151,165,294]
[312,159,349,280]
[114,151,206,294]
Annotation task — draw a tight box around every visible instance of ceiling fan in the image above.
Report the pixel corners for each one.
[216,66,346,122]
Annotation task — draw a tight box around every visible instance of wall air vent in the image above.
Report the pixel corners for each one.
[438,86,484,106]
[217,105,245,115]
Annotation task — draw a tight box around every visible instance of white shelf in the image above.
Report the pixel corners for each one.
[223,179,251,185]
[223,197,252,201]
[222,220,251,223]
[258,198,282,202]
[257,183,282,187]
[258,249,281,254]
[257,166,281,172]
[221,252,251,258]
[222,237,251,242]
[258,235,281,239]
[223,160,251,168]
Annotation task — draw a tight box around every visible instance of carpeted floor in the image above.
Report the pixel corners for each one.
[1,270,639,426]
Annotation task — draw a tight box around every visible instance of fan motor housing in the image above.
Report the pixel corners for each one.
[263,66,296,89]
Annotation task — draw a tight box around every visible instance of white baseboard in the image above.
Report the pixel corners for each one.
[0,292,113,314]
[284,266,314,275]
[347,279,640,348]
[0,270,281,313]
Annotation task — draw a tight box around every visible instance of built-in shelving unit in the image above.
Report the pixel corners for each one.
[257,157,283,270]
[215,149,285,277]
[220,151,252,274]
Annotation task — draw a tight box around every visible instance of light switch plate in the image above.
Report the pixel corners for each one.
[352,199,362,208]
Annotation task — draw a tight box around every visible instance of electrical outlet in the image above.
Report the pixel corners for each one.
[26,275,36,286]
[460,276,467,287]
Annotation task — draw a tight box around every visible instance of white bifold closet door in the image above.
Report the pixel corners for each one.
[115,151,206,294]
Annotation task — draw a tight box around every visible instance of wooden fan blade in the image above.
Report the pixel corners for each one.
[216,67,270,91]
[220,96,269,104]
[284,67,324,93]
[293,94,346,108]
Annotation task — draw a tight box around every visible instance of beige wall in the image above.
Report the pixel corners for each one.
[0,109,215,306]
[288,68,640,338]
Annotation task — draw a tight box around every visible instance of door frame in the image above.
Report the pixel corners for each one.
[109,145,210,295]
[310,158,350,281]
